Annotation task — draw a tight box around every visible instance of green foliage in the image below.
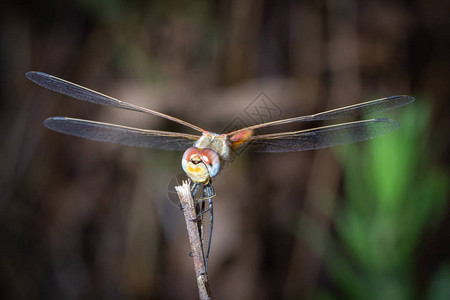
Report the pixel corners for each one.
[427,263,450,300]
[324,100,449,299]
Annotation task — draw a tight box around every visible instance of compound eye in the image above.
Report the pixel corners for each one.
[182,147,200,173]
[182,147,200,162]
[199,148,220,177]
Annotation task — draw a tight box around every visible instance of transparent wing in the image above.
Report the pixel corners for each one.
[247,118,399,152]
[26,71,205,133]
[44,117,200,151]
[227,95,414,136]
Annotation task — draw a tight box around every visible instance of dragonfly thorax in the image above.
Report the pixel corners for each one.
[194,132,231,162]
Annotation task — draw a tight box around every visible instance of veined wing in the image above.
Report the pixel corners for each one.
[227,95,414,136]
[26,71,205,133]
[247,118,399,152]
[44,117,200,151]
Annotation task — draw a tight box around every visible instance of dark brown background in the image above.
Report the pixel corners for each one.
[1,1,449,299]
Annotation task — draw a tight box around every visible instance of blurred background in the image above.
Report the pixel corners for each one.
[1,0,449,299]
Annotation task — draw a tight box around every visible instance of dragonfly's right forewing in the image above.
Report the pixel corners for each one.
[247,118,399,152]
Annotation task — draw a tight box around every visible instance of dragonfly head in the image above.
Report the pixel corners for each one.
[182,147,220,183]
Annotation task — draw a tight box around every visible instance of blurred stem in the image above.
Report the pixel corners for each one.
[175,181,211,300]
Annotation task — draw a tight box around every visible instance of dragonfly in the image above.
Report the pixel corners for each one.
[26,71,414,272]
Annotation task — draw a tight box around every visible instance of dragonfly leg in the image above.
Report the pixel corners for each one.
[190,186,215,222]
[194,182,216,203]
[204,183,214,273]
[191,182,200,198]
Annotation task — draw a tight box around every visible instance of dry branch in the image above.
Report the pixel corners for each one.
[175,181,212,300]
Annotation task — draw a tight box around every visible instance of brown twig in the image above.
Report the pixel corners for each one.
[175,181,212,300]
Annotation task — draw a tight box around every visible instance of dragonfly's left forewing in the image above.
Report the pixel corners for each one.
[247,118,399,152]
[44,117,200,151]
[26,71,205,133]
